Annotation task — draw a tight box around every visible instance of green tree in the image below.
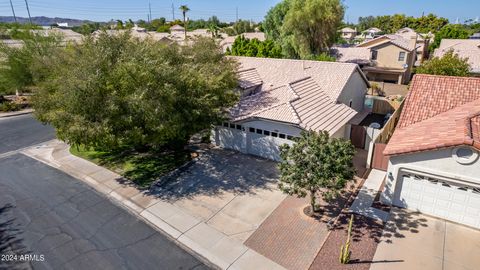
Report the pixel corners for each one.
[416,50,471,77]
[179,5,190,39]
[0,32,62,95]
[431,24,472,51]
[278,131,355,213]
[264,0,291,41]
[228,35,282,58]
[33,33,239,151]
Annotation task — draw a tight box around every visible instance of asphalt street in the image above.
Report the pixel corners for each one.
[0,115,210,270]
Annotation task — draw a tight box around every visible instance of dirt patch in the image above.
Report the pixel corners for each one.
[309,213,385,270]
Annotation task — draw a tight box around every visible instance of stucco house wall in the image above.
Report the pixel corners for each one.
[381,147,480,205]
[337,70,367,112]
[371,43,410,69]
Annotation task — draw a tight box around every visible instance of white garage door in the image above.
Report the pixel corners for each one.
[397,174,480,229]
[216,124,245,152]
[247,128,293,161]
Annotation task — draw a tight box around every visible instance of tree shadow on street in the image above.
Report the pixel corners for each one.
[0,204,32,270]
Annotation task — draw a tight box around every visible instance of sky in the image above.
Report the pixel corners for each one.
[2,0,480,24]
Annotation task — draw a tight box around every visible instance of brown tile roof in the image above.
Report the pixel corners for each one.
[358,34,417,51]
[384,74,480,156]
[398,75,480,128]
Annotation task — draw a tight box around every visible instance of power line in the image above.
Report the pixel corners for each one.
[9,0,17,22]
[24,0,32,24]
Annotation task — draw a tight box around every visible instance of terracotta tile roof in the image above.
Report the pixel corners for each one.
[385,74,480,156]
[398,75,480,128]
[238,68,263,89]
[433,39,480,73]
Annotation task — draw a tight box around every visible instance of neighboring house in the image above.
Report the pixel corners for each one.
[470,32,480,39]
[330,46,371,66]
[433,39,480,75]
[357,27,382,41]
[355,35,418,84]
[212,56,370,161]
[169,24,185,35]
[32,28,84,44]
[1,39,24,48]
[339,27,357,42]
[220,32,266,52]
[395,27,430,66]
[382,74,480,229]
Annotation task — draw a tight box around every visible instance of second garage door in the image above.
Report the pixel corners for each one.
[396,174,480,229]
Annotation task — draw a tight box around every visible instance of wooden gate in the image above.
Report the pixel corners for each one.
[350,125,366,149]
[371,143,389,171]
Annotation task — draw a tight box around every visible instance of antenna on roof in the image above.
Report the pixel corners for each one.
[9,0,17,23]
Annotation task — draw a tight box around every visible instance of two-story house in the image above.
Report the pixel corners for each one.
[338,27,357,43]
[333,34,418,84]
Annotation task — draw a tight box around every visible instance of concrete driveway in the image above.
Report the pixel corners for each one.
[370,207,480,270]
[154,149,286,242]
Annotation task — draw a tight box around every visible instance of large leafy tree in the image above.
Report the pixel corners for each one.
[0,32,62,95]
[263,0,344,59]
[278,131,355,213]
[416,50,471,77]
[33,33,238,151]
[227,35,282,58]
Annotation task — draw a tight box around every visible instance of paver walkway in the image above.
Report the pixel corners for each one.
[21,139,285,270]
[350,169,389,222]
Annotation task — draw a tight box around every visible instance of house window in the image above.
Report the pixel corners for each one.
[371,50,378,60]
[279,134,286,139]
[271,132,278,137]
[236,125,242,130]
[229,123,235,129]
[256,129,263,134]
[398,52,406,61]
[223,122,229,127]
[249,127,255,133]
[264,130,270,136]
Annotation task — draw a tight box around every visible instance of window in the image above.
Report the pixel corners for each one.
[271,132,278,137]
[398,52,406,61]
[249,127,255,133]
[264,130,270,136]
[223,122,229,127]
[287,135,294,140]
[279,134,286,139]
[229,123,235,129]
[256,129,263,134]
[371,50,378,60]
[453,147,479,165]
[236,125,242,130]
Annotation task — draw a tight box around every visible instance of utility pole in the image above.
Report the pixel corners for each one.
[172,3,175,21]
[149,2,152,22]
[236,7,239,23]
[9,0,17,22]
[24,0,32,24]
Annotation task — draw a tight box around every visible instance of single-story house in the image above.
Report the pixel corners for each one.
[433,39,480,75]
[212,57,370,161]
[382,74,480,229]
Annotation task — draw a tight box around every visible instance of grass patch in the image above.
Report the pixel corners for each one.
[70,145,191,188]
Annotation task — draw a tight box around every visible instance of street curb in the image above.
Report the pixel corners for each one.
[0,109,34,118]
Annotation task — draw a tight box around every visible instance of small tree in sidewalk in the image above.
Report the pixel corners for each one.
[278,130,355,214]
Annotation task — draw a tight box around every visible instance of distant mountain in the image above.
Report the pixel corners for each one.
[0,16,94,26]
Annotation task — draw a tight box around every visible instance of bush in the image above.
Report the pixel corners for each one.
[0,101,21,112]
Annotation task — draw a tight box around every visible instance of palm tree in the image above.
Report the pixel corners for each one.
[207,24,220,38]
[179,5,190,40]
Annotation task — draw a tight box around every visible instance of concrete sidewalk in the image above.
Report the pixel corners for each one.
[350,169,389,222]
[21,139,285,270]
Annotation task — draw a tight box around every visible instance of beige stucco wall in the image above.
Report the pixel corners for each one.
[381,147,480,205]
[371,43,409,69]
[337,70,368,112]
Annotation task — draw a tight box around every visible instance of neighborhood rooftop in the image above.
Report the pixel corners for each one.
[384,74,480,156]
[229,57,368,134]
[433,39,480,73]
